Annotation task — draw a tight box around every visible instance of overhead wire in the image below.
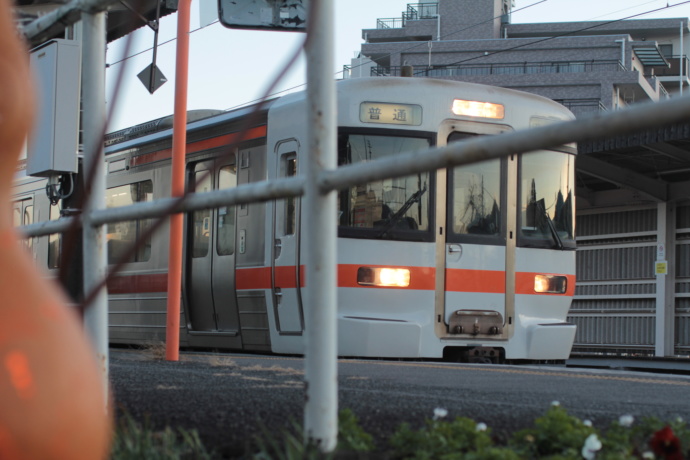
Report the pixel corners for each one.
[106,0,690,113]
[440,0,690,69]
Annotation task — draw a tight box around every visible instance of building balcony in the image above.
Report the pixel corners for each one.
[375,3,439,29]
[365,2,439,43]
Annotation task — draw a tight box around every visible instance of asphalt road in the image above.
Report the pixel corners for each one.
[109,349,690,458]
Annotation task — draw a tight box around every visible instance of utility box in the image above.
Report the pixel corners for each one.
[27,39,80,177]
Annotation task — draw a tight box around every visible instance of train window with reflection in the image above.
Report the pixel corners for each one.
[447,132,505,245]
[48,204,61,269]
[337,131,433,241]
[12,199,34,251]
[191,171,211,258]
[518,151,575,249]
[106,180,154,263]
[216,165,237,256]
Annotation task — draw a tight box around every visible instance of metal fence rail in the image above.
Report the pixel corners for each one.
[372,60,625,77]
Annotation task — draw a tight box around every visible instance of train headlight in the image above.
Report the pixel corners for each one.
[534,275,567,294]
[452,99,505,119]
[357,267,410,287]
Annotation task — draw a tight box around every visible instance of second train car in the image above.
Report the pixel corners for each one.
[14,77,577,362]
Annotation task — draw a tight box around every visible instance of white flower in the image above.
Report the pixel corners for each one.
[476,422,487,432]
[433,407,448,420]
[583,420,593,427]
[618,414,634,427]
[642,452,655,459]
[551,400,560,407]
[581,434,602,460]
[677,416,684,423]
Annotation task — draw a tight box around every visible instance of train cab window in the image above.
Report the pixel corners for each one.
[106,180,154,263]
[447,132,504,245]
[191,171,212,258]
[518,151,575,250]
[216,165,237,256]
[337,131,432,241]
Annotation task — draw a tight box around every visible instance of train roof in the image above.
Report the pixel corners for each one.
[104,99,277,154]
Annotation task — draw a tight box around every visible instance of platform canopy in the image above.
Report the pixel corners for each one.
[15,0,177,46]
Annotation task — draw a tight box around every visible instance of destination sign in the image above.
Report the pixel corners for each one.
[360,102,422,126]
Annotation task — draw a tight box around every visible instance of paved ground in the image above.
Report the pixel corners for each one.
[109,349,690,458]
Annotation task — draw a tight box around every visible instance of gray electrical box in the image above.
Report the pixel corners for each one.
[27,39,80,177]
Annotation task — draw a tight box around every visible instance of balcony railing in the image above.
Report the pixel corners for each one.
[376,17,404,29]
[404,3,439,21]
[376,2,439,29]
[372,60,625,77]
[652,55,689,78]
[554,98,607,116]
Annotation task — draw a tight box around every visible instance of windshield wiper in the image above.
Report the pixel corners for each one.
[376,184,427,237]
[537,200,563,250]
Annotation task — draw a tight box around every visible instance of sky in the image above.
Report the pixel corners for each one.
[104,0,690,132]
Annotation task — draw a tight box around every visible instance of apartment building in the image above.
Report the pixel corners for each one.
[344,0,690,358]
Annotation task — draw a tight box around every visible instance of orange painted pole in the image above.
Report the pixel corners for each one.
[165,0,192,361]
[0,0,111,457]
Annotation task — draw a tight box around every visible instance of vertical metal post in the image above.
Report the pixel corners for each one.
[303,0,338,452]
[166,0,192,361]
[81,10,109,402]
[680,21,684,96]
[655,201,676,357]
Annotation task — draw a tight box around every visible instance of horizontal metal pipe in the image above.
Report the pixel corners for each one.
[320,93,690,192]
[19,93,690,238]
[20,176,305,237]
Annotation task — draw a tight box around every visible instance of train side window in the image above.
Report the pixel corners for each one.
[13,199,34,251]
[191,170,211,258]
[285,157,297,235]
[48,204,61,269]
[217,165,237,256]
[106,180,154,263]
[13,204,21,227]
[23,205,33,251]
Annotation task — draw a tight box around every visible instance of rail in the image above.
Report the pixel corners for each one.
[376,17,404,29]
[372,60,625,77]
[404,2,438,21]
[654,55,689,78]
[554,98,608,116]
[376,2,438,29]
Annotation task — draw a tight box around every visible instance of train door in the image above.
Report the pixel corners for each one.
[185,159,241,333]
[271,141,304,334]
[441,129,513,340]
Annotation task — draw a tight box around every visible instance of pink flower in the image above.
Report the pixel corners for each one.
[649,426,683,460]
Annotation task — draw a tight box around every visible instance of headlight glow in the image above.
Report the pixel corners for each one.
[357,267,410,287]
[534,274,567,294]
[452,99,505,119]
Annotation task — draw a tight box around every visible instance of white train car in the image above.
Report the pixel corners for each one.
[14,77,577,362]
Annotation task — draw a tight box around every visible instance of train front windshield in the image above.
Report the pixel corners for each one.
[338,132,432,241]
[519,151,576,250]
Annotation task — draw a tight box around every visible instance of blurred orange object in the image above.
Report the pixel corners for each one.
[0,1,112,458]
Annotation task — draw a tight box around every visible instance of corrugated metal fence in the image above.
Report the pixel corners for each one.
[570,203,690,355]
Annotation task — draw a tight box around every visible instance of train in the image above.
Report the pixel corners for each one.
[13,77,577,362]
